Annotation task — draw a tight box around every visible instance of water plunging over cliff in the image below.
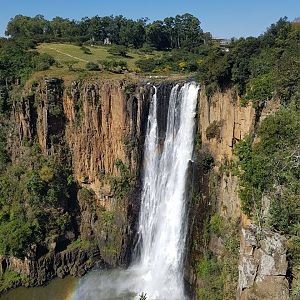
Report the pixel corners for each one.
[73,82,199,300]
[133,82,199,299]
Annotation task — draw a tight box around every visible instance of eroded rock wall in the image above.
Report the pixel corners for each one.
[1,77,155,289]
[188,88,288,299]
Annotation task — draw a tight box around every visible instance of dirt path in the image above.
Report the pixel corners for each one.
[48,47,89,62]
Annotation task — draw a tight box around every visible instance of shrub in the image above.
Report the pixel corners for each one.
[235,104,300,222]
[242,73,275,107]
[32,53,55,71]
[62,60,78,71]
[98,59,128,73]
[85,62,100,71]
[209,214,224,235]
[0,271,23,294]
[139,43,155,54]
[197,253,223,300]
[107,45,128,57]
[109,159,134,199]
[201,153,214,173]
[135,58,160,72]
[206,120,222,140]
[0,144,75,258]
[80,45,92,55]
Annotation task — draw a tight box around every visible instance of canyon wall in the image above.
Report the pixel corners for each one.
[0,77,154,291]
[187,88,289,300]
[0,77,289,299]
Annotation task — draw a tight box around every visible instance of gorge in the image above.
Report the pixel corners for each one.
[0,12,299,300]
[0,75,292,300]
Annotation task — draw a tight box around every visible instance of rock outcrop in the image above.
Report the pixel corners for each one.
[187,87,289,300]
[1,77,155,292]
[238,225,289,300]
[0,245,101,293]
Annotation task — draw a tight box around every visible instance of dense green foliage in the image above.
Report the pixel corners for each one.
[107,45,128,57]
[110,159,135,199]
[0,39,55,86]
[198,18,300,104]
[0,271,25,294]
[0,39,55,115]
[235,103,300,276]
[136,48,202,73]
[0,143,75,258]
[6,14,210,51]
[98,59,128,73]
[197,215,239,300]
[235,103,300,225]
[85,62,100,71]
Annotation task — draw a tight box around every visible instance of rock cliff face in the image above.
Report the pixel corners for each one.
[187,88,289,299]
[238,226,289,300]
[1,78,289,299]
[1,77,155,290]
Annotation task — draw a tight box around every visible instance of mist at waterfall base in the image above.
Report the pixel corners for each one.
[72,82,199,300]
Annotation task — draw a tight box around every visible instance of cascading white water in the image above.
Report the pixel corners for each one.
[134,82,199,299]
[73,82,199,300]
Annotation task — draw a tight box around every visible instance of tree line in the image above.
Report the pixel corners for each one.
[5,14,211,51]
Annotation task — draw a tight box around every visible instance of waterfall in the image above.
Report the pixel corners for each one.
[73,82,199,300]
[133,82,199,299]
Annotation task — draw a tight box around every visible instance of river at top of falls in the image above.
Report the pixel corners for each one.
[3,82,199,300]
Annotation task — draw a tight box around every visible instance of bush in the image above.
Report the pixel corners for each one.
[235,104,300,222]
[197,253,223,300]
[242,73,275,107]
[107,45,128,57]
[139,43,155,54]
[209,214,224,235]
[0,144,75,258]
[0,271,23,294]
[32,53,55,71]
[109,159,134,199]
[201,153,214,173]
[206,120,222,140]
[85,62,100,71]
[98,59,128,73]
[62,60,78,71]
[135,58,159,72]
[80,45,92,55]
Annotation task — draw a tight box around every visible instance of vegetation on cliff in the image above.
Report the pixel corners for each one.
[0,142,76,258]
[190,17,300,299]
[226,19,300,297]
[235,102,300,292]
[197,18,300,103]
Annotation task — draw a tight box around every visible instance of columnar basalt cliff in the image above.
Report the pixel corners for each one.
[0,77,155,292]
[1,77,187,294]
[0,77,290,299]
[187,88,289,300]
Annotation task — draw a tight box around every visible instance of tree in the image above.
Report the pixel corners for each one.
[107,45,128,57]
[146,21,170,50]
[119,19,146,48]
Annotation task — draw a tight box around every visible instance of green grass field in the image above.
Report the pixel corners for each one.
[37,43,159,69]
[33,43,186,83]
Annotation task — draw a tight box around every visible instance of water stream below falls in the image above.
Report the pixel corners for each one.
[3,82,199,300]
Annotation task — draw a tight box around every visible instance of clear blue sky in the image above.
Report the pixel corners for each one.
[0,0,299,38]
